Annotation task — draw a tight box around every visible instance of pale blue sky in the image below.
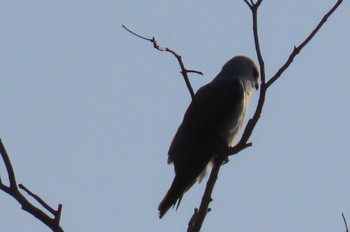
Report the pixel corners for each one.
[0,1,349,231]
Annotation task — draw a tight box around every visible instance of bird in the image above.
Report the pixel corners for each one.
[158,55,259,218]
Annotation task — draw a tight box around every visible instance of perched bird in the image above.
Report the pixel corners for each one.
[158,56,259,218]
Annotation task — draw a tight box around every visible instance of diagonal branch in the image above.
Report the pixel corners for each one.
[343,213,349,232]
[266,0,343,88]
[0,138,17,190]
[0,139,64,232]
[243,0,253,9]
[18,184,60,216]
[187,154,221,232]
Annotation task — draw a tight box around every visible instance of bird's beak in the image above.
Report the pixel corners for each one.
[255,82,259,90]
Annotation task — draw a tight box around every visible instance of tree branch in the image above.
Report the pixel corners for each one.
[122,24,203,105]
[343,213,349,232]
[0,139,64,232]
[187,0,343,231]
[123,0,342,231]
[0,138,17,190]
[266,0,343,88]
[187,155,220,232]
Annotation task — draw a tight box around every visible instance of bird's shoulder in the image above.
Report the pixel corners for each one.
[167,78,245,162]
[196,78,244,111]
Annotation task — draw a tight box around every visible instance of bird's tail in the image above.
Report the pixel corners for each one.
[158,174,195,218]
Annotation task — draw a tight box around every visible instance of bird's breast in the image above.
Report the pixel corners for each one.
[225,89,251,146]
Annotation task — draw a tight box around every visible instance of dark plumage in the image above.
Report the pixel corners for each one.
[158,56,259,218]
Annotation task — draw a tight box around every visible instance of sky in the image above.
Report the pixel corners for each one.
[0,1,349,231]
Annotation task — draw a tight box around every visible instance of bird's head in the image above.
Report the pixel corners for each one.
[221,56,259,90]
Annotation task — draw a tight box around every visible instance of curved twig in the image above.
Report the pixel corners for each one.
[122,24,203,104]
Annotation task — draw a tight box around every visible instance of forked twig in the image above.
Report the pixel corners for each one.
[0,139,64,232]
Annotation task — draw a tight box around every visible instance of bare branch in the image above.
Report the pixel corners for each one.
[229,0,267,155]
[0,139,64,232]
[243,0,253,8]
[122,24,202,104]
[19,184,57,215]
[255,0,263,7]
[124,1,342,230]
[231,0,343,155]
[122,24,152,42]
[187,1,342,231]
[55,204,63,226]
[187,153,224,232]
[0,138,17,190]
[266,0,343,88]
[251,3,265,84]
[343,213,349,232]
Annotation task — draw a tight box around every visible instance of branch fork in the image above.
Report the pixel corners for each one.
[0,139,64,232]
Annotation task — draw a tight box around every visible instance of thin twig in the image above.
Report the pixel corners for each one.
[266,0,343,88]
[0,138,17,190]
[19,184,57,215]
[55,204,63,226]
[343,213,349,232]
[232,0,267,154]
[187,152,227,232]
[122,24,151,41]
[256,0,263,7]
[243,0,252,8]
[122,24,203,104]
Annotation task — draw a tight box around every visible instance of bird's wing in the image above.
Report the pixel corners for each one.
[168,78,245,175]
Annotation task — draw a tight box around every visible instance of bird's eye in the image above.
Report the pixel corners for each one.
[253,67,259,79]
